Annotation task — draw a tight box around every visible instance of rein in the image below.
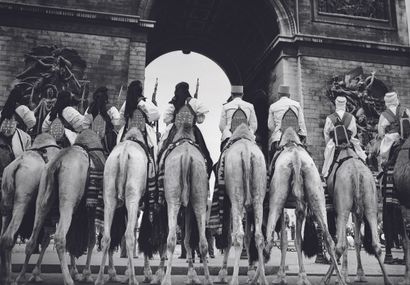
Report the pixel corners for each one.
[73,143,104,153]
[30,144,62,163]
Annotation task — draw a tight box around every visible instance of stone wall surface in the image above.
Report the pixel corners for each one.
[0,26,148,106]
[300,56,410,167]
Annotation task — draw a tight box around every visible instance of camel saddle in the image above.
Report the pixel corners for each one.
[92,114,106,139]
[230,107,248,133]
[174,104,196,129]
[128,108,147,131]
[281,108,299,133]
[0,117,17,137]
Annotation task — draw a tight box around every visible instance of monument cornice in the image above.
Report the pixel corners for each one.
[0,1,155,30]
[245,33,410,84]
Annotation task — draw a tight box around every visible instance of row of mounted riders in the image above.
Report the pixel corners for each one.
[0,83,409,285]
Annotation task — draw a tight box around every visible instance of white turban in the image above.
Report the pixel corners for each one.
[335,96,347,112]
[384,92,399,108]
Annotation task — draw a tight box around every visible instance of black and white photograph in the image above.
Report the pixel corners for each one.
[0,0,410,284]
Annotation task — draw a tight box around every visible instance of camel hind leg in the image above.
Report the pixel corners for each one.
[216,226,231,284]
[0,201,29,284]
[17,175,55,284]
[81,213,96,283]
[161,201,180,285]
[123,200,140,285]
[271,213,288,285]
[399,206,410,285]
[184,205,200,285]
[192,202,212,285]
[229,200,245,285]
[29,234,51,283]
[352,215,366,283]
[54,204,75,285]
[95,196,117,285]
[364,208,392,285]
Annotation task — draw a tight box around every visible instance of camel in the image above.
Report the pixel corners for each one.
[160,112,212,285]
[95,127,154,285]
[21,129,106,285]
[215,124,268,285]
[0,135,15,234]
[0,134,60,284]
[323,146,391,284]
[390,136,410,285]
[264,127,346,285]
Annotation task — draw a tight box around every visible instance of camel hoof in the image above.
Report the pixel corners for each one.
[151,269,165,284]
[258,277,269,285]
[186,268,201,284]
[95,277,106,285]
[228,278,239,285]
[15,274,27,283]
[123,276,139,285]
[272,275,287,285]
[203,278,214,285]
[398,278,410,285]
[247,269,256,284]
[29,274,44,283]
[354,274,367,283]
[216,269,228,284]
[108,269,120,282]
[296,273,311,285]
[161,276,172,285]
[144,268,153,283]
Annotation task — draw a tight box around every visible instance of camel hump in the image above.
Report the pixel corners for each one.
[175,104,196,130]
[128,108,146,131]
[0,117,17,137]
[91,114,106,139]
[281,108,299,133]
[279,127,301,147]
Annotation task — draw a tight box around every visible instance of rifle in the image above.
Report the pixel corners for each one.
[194,78,199,99]
[151,78,160,141]
[116,85,124,109]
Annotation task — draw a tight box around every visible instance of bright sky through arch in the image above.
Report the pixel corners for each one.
[144,51,231,163]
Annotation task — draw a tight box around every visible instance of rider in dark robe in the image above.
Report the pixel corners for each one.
[83,87,120,154]
[158,82,213,177]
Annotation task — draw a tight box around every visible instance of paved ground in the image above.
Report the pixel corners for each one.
[8,273,406,285]
[8,242,407,284]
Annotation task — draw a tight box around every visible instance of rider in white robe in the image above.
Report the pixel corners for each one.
[0,87,36,157]
[42,91,84,145]
[219,85,257,149]
[322,96,366,178]
[268,85,307,160]
[377,91,410,165]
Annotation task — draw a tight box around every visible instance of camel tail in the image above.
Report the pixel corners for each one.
[0,158,21,216]
[116,149,129,200]
[302,213,320,257]
[362,217,375,255]
[180,148,191,202]
[241,144,252,208]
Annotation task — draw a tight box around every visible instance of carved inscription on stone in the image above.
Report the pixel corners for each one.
[318,0,389,20]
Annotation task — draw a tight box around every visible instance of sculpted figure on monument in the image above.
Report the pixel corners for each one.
[326,67,387,147]
[318,0,388,20]
[12,45,88,135]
